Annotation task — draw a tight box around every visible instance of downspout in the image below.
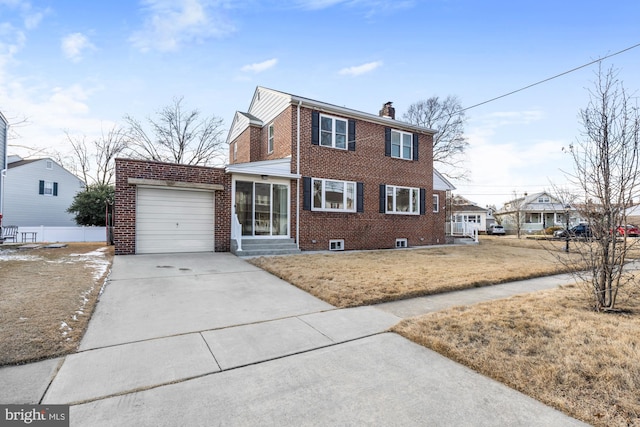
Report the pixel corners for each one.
[0,123,8,225]
[296,101,301,250]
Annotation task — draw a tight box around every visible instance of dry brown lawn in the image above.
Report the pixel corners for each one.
[251,236,639,425]
[393,284,640,427]
[249,236,580,307]
[0,243,113,366]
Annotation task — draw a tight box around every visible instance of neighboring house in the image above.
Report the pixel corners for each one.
[3,156,85,226]
[450,195,493,232]
[114,86,454,255]
[0,111,7,226]
[495,191,576,234]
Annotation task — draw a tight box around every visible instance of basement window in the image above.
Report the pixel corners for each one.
[329,239,344,251]
[396,238,408,248]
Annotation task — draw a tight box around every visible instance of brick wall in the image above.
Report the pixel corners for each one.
[114,158,231,255]
[226,103,447,252]
[294,106,445,251]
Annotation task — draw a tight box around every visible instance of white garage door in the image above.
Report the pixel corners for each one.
[136,187,215,254]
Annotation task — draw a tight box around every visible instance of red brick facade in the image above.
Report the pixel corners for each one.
[114,158,231,255]
[229,103,448,251]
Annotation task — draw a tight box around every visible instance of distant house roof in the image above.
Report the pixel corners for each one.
[498,191,572,214]
[7,158,40,168]
[433,169,455,191]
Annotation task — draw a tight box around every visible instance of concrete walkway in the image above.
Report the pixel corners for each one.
[0,253,587,426]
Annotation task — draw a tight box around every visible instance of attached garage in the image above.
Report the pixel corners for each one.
[136,186,215,254]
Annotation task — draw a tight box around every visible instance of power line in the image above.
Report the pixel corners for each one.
[457,41,640,113]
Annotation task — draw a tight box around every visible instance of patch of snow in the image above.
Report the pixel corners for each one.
[0,251,42,262]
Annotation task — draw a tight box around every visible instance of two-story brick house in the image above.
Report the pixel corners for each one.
[226,86,452,252]
[113,87,453,255]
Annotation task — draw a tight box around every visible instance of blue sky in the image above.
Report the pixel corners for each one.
[1,0,640,208]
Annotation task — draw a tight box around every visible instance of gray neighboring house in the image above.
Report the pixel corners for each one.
[0,112,7,224]
[495,191,577,234]
[3,156,85,226]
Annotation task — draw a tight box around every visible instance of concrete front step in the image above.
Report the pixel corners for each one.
[231,238,301,257]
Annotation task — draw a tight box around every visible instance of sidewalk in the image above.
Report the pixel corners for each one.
[0,254,586,426]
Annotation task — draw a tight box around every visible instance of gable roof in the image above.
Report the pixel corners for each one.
[433,169,455,191]
[227,86,438,145]
[7,158,39,169]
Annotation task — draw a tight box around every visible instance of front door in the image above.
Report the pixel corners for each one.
[235,180,289,237]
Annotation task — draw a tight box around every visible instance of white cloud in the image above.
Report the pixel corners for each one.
[338,60,382,76]
[241,58,278,73]
[130,0,235,52]
[61,33,95,63]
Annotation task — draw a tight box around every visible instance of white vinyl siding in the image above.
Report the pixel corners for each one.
[136,187,215,254]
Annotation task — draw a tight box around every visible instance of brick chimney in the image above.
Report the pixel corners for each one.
[379,101,395,119]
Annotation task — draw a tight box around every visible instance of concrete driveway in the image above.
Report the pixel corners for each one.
[8,252,587,426]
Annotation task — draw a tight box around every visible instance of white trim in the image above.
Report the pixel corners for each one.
[311,178,357,212]
[319,113,348,150]
[395,238,408,248]
[386,185,420,215]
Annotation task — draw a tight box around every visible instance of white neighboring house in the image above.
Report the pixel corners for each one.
[495,191,576,234]
[450,195,494,233]
[3,156,85,226]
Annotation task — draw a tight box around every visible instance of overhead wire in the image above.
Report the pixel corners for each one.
[456,41,640,113]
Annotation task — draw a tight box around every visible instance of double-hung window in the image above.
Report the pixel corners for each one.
[386,185,420,214]
[312,178,356,212]
[320,115,347,149]
[39,180,58,196]
[267,123,274,153]
[391,130,413,160]
[433,194,439,213]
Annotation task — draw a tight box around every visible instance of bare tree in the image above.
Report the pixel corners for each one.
[564,65,640,311]
[403,95,469,180]
[496,191,527,238]
[60,125,128,187]
[124,97,226,166]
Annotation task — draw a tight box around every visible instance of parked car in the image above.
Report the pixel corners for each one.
[613,224,640,237]
[554,224,592,239]
[487,224,505,235]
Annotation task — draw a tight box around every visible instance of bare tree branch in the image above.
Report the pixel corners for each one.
[403,95,469,180]
[124,97,226,166]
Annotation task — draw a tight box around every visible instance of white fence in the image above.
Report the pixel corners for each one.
[12,226,107,243]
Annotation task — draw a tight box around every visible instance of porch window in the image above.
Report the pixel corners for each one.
[525,212,542,223]
[235,180,288,236]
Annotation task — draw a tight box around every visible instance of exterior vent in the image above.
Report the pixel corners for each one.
[395,238,408,248]
[329,239,344,251]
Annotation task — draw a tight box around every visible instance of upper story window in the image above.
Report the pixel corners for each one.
[391,130,413,160]
[312,178,356,212]
[320,115,347,149]
[267,123,274,153]
[538,196,550,203]
[433,194,439,213]
[311,111,356,151]
[233,142,237,161]
[386,185,420,214]
[385,128,418,161]
[46,160,53,169]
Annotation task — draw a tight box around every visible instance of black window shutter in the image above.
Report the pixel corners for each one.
[311,111,319,146]
[357,182,364,212]
[413,133,419,161]
[53,182,58,196]
[303,177,312,210]
[379,184,386,213]
[420,188,426,215]
[39,180,44,195]
[348,120,356,151]
[384,128,391,157]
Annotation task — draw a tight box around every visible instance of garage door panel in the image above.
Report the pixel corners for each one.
[136,187,215,254]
